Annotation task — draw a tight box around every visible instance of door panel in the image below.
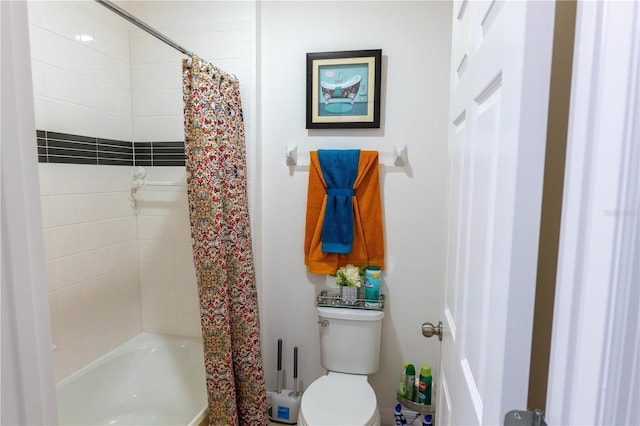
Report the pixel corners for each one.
[439,1,555,424]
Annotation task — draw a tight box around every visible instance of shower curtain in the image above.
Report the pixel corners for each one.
[182,57,268,426]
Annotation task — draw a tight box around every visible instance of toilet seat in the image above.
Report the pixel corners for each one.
[298,372,380,426]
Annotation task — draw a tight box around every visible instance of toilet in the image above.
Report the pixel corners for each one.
[298,307,385,426]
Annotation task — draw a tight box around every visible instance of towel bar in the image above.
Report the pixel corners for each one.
[130,166,186,209]
[285,144,407,167]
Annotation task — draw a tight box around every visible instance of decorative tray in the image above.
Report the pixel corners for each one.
[316,290,385,311]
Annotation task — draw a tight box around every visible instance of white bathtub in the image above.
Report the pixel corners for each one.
[56,333,208,426]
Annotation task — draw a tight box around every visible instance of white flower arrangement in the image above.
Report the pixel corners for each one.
[335,264,365,288]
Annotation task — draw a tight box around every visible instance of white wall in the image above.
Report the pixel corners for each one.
[259,1,451,421]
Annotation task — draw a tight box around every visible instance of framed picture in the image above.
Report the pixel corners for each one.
[306,49,382,129]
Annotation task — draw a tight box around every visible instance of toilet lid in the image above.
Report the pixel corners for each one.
[300,374,377,425]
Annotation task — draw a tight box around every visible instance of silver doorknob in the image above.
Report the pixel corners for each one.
[421,321,443,341]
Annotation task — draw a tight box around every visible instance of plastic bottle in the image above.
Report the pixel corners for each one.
[364,266,381,307]
[398,361,409,397]
[405,363,416,401]
[422,414,433,425]
[417,364,432,405]
[394,403,408,426]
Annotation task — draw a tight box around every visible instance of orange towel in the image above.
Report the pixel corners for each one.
[304,150,385,274]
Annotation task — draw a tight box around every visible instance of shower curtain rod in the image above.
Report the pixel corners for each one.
[94,0,194,57]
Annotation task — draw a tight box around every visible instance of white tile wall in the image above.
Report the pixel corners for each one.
[127,13,257,340]
[28,0,133,141]
[135,167,201,338]
[39,164,141,381]
[129,20,253,145]
[129,30,183,143]
[29,0,257,381]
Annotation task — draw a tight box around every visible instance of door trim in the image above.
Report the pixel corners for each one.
[546,1,640,424]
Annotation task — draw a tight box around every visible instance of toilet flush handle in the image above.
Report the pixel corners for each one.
[317,320,329,327]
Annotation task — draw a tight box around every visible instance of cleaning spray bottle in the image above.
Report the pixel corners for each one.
[398,361,409,397]
[417,364,432,405]
[394,403,408,426]
[405,364,416,401]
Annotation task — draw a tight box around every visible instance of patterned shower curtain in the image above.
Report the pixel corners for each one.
[182,57,268,426]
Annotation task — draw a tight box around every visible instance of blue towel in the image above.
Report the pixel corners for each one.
[318,149,360,253]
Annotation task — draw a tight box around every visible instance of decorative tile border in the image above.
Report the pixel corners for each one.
[132,142,187,167]
[36,130,185,167]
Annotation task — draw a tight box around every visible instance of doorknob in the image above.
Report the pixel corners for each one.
[421,321,443,341]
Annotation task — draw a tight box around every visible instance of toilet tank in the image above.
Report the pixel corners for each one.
[317,307,385,375]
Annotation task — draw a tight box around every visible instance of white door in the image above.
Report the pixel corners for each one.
[438,1,555,425]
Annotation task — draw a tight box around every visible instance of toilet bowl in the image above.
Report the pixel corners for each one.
[298,307,384,425]
[298,372,380,426]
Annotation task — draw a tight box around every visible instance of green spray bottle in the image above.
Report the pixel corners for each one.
[405,364,416,401]
[417,364,432,405]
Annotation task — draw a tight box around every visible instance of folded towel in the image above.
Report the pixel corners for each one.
[318,149,360,253]
[304,150,385,274]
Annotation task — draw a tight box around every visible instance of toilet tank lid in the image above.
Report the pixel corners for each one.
[317,307,384,321]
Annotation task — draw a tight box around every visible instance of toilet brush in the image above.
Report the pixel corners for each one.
[268,340,302,424]
[276,338,283,394]
[288,347,300,398]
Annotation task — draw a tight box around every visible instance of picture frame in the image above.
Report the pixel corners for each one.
[306,49,382,129]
